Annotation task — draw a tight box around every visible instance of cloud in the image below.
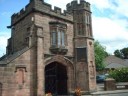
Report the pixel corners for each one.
[90,0,128,54]
[102,41,128,54]
[0,32,10,57]
[87,0,110,9]
[92,16,128,41]
[1,12,11,16]
[115,0,128,17]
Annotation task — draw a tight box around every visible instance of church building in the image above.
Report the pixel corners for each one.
[0,0,96,95]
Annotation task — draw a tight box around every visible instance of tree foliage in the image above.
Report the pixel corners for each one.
[109,68,128,82]
[114,47,128,59]
[94,40,108,71]
[114,49,122,59]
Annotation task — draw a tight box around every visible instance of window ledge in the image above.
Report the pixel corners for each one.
[50,46,68,55]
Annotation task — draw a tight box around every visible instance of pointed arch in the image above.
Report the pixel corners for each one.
[44,55,75,94]
[45,55,74,70]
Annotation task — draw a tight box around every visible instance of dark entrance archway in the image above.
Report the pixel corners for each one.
[45,62,68,95]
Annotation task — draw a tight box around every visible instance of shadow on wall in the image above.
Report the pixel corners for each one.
[0,83,2,96]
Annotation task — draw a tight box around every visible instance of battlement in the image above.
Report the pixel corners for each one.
[66,0,90,12]
[10,0,73,26]
[11,2,34,26]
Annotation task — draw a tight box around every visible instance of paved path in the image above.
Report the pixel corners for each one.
[59,83,128,96]
[91,89,128,96]
[82,83,128,96]
[83,93,128,96]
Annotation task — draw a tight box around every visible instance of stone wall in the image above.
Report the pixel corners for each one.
[34,13,74,56]
[7,14,34,54]
[0,47,36,96]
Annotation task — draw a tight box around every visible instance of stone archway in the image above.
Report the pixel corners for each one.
[44,55,74,95]
[45,62,67,95]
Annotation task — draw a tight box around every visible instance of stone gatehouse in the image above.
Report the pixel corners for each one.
[0,0,96,95]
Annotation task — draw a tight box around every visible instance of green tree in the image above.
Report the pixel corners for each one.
[121,48,128,59]
[114,47,128,59]
[114,49,123,59]
[94,40,108,71]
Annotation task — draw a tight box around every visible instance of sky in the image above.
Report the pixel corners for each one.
[0,0,128,57]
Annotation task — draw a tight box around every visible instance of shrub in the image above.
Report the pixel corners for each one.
[108,67,128,82]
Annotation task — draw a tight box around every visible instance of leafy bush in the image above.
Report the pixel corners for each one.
[108,67,128,82]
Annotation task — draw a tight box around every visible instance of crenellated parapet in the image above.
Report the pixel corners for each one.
[10,0,73,27]
[66,0,90,12]
[11,2,34,26]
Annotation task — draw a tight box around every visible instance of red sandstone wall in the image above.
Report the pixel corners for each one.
[34,13,74,56]
[0,47,36,96]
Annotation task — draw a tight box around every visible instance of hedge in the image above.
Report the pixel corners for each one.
[108,67,128,82]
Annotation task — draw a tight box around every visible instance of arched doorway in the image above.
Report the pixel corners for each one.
[45,62,68,95]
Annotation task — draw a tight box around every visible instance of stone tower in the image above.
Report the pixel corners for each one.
[67,0,96,92]
[0,0,96,96]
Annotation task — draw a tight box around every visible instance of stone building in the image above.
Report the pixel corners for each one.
[0,0,96,95]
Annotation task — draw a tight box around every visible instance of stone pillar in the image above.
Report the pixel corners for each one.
[104,78,116,91]
[36,27,44,96]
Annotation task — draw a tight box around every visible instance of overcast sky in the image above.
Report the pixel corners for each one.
[0,0,128,57]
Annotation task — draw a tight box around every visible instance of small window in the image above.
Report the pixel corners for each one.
[85,14,90,24]
[27,27,30,36]
[58,31,61,46]
[52,32,57,46]
[61,31,65,46]
[25,37,29,45]
[77,23,84,35]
